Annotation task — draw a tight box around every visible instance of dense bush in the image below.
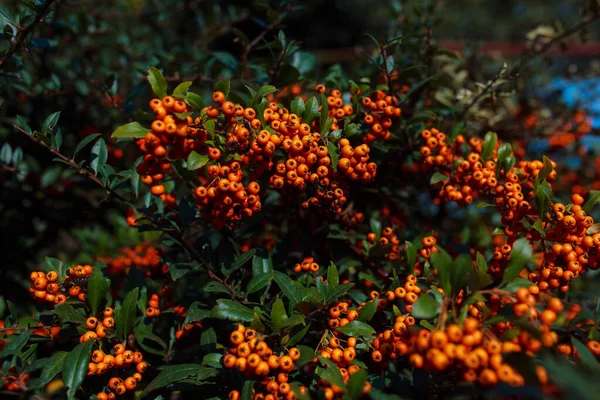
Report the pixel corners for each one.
[1,1,600,399]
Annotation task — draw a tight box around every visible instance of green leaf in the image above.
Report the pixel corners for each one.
[316,357,346,388]
[111,122,149,139]
[41,111,61,134]
[0,143,12,164]
[184,302,211,324]
[252,249,273,275]
[288,324,310,346]
[15,115,32,134]
[336,321,376,337]
[231,249,256,273]
[117,287,139,340]
[411,294,441,320]
[185,92,205,112]
[480,131,498,160]
[535,180,553,218]
[187,151,210,170]
[451,254,472,296]
[250,85,278,109]
[431,250,452,295]
[247,273,273,294]
[291,96,305,116]
[502,238,532,283]
[241,380,254,400]
[214,78,231,97]
[430,172,448,185]
[142,365,217,396]
[497,143,513,171]
[327,141,339,172]
[90,138,108,174]
[39,351,68,385]
[325,283,354,303]
[173,81,193,99]
[73,134,101,157]
[347,368,367,399]
[54,304,86,325]
[211,299,254,322]
[271,298,288,330]
[327,262,339,289]
[0,331,31,359]
[503,278,534,292]
[62,340,94,400]
[319,93,329,129]
[583,190,600,214]
[302,97,319,125]
[344,123,361,137]
[147,67,168,98]
[87,267,110,314]
[571,338,600,371]
[274,272,304,306]
[358,299,378,322]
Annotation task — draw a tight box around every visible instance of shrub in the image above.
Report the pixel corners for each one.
[1,1,600,399]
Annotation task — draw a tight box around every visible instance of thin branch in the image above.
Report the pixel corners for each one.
[14,124,242,300]
[14,125,132,204]
[0,0,57,70]
[462,12,600,118]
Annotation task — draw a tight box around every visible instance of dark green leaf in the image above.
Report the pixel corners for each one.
[187,151,210,170]
[74,134,101,157]
[481,131,498,160]
[111,122,149,139]
[358,299,378,322]
[54,304,86,325]
[583,190,600,214]
[271,298,288,330]
[62,340,94,400]
[327,262,339,289]
[0,331,31,359]
[147,67,168,98]
[431,250,452,295]
[302,97,319,125]
[87,267,110,314]
[214,78,231,97]
[502,238,532,283]
[411,294,440,320]
[347,368,367,399]
[90,138,108,174]
[274,272,304,305]
[571,338,600,371]
[39,351,68,385]
[231,249,256,273]
[173,81,192,99]
[41,111,61,134]
[430,172,448,185]
[247,272,273,294]
[142,365,217,396]
[325,283,354,303]
[336,321,376,337]
[211,299,254,322]
[185,92,205,112]
[327,141,339,172]
[451,254,472,296]
[291,97,305,116]
[117,287,139,340]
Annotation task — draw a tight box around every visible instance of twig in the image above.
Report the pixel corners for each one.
[462,12,600,118]
[0,0,57,70]
[14,125,132,204]
[15,124,242,299]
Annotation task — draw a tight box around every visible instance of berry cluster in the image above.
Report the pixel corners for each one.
[80,309,114,343]
[98,243,166,276]
[360,90,402,143]
[1,370,29,392]
[314,334,371,399]
[292,257,320,273]
[92,343,147,400]
[29,265,94,304]
[145,293,161,317]
[327,301,359,330]
[314,84,354,133]
[223,325,300,400]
